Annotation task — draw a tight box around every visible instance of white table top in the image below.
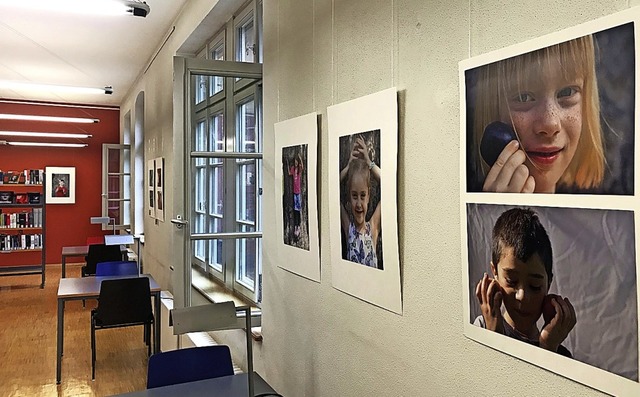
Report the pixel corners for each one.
[57,274,160,298]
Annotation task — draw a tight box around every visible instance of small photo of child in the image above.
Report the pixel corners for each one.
[281,144,309,251]
[464,22,634,195]
[52,174,70,198]
[339,129,382,270]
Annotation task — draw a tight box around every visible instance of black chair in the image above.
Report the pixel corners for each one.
[82,243,123,277]
[95,260,138,277]
[146,345,234,389]
[91,277,154,380]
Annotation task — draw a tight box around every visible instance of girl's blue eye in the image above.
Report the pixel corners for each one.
[505,278,517,287]
[513,92,534,103]
[557,86,577,98]
[530,285,542,292]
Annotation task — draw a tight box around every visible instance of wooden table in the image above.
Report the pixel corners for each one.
[56,274,161,384]
[60,245,89,278]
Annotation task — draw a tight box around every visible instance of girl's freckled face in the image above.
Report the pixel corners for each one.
[500,62,583,193]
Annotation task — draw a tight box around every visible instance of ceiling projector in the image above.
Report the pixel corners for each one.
[124,0,150,17]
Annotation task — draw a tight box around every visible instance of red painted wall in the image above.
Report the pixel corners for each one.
[0,100,120,267]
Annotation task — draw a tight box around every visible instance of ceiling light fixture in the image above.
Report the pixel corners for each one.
[0,140,88,148]
[0,131,92,139]
[0,81,112,95]
[0,114,100,123]
[0,0,150,17]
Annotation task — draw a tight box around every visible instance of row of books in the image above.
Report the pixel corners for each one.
[0,169,45,185]
[0,208,44,228]
[0,192,42,205]
[0,233,43,251]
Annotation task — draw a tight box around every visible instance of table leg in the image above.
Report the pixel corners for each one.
[56,298,64,384]
[154,292,161,353]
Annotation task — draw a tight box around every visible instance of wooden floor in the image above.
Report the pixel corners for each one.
[0,264,149,397]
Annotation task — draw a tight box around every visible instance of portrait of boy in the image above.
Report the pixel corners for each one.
[474,208,575,356]
[466,204,638,382]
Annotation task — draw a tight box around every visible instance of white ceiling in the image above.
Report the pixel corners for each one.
[0,0,189,107]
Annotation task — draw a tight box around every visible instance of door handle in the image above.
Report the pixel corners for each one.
[171,216,188,229]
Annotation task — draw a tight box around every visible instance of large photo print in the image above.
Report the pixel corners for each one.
[467,203,638,383]
[328,87,401,314]
[465,22,634,195]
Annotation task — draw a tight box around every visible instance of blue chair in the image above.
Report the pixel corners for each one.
[146,345,234,389]
[95,260,138,276]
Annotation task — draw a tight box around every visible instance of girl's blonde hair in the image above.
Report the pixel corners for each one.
[472,34,604,190]
[347,158,371,192]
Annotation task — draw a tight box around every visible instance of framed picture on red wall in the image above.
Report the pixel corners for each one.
[45,166,75,204]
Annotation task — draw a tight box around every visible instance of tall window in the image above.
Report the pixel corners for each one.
[102,144,131,231]
[191,0,262,303]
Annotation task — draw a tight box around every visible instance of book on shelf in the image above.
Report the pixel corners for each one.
[28,192,41,204]
[0,208,42,228]
[15,193,29,204]
[4,171,22,184]
[0,191,14,204]
[25,169,44,185]
[33,208,43,227]
[0,190,42,205]
[0,169,44,185]
[0,233,43,251]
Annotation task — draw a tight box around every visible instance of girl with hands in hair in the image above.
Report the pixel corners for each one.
[339,135,381,268]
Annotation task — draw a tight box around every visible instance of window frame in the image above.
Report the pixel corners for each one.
[172,0,263,309]
[101,143,131,231]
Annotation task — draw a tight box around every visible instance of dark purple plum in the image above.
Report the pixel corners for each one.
[480,121,517,167]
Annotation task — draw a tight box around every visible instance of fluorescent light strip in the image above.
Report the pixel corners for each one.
[0,81,112,95]
[2,141,87,148]
[0,0,136,16]
[0,131,92,139]
[0,114,99,123]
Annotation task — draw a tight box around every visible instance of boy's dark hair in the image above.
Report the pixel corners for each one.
[492,208,553,285]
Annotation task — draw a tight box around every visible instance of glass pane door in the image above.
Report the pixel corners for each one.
[174,56,262,308]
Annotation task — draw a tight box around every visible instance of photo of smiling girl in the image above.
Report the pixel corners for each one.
[465,22,634,194]
[339,130,382,270]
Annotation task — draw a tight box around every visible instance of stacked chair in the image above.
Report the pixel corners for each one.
[91,277,154,380]
[81,243,123,277]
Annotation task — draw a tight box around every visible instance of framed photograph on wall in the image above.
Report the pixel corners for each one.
[274,112,321,282]
[147,159,156,218]
[45,166,75,204]
[155,157,165,222]
[459,8,639,396]
[328,87,401,314]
